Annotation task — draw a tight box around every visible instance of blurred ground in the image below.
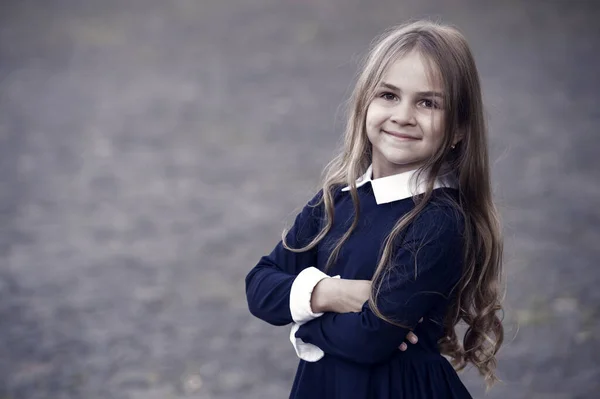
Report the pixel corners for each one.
[0,0,599,398]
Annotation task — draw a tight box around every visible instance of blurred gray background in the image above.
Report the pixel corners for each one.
[1,1,599,398]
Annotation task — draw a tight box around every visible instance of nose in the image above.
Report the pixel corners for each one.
[390,101,416,126]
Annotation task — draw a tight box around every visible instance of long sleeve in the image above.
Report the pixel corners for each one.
[295,207,464,364]
[245,191,324,326]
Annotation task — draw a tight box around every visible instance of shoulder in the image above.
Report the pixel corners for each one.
[298,186,339,219]
[423,188,463,222]
[304,185,346,209]
[409,191,465,243]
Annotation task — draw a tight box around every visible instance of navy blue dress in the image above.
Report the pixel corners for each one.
[245,183,472,399]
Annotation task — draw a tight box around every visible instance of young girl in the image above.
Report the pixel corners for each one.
[245,20,504,399]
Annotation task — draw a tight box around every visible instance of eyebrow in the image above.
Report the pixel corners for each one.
[379,82,444,98]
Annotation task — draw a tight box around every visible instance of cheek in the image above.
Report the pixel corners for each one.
[435,119,446,143]
[366,104,385,130]
[428,117,447,151]
[434,114,445,133]
[422,114,445,138]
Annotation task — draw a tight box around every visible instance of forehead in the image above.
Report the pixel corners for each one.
[379,51,442,92]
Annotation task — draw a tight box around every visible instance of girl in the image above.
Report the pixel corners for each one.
[245,20,504,399]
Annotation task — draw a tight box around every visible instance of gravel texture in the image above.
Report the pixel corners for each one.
[0,1,599,398]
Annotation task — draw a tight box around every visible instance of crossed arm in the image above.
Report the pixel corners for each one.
[311,277,420,351]
[245,192,429,357]
[293,232,462,365]
[291,207,464,365]
[245,193,323,326]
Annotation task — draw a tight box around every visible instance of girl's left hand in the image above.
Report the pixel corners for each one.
[398,318,423,351]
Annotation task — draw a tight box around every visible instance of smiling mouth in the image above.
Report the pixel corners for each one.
[382,130,420,140]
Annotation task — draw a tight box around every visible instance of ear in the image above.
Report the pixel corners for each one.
[452,131,465,148]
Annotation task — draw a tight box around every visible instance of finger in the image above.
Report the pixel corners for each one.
[406,332,418,344]
[419,317,424,323]
[399,342,407,351]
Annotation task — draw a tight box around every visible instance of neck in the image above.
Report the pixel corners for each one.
[372,163,422,179]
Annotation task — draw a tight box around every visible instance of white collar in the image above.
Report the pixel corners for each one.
[341,165,456,205]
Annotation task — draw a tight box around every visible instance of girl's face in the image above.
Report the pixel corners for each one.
[365,51,446,179]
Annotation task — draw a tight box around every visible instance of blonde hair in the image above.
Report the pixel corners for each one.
[283,20,504,388]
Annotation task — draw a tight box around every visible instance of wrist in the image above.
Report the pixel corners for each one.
[311,278,337,313]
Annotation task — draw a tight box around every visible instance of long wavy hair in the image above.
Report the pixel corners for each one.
[283,20,504,388]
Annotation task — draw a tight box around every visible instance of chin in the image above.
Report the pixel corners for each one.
[380,152,419,166]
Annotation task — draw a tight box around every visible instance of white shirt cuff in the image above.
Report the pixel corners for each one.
[290,323,324,362]
[289,266,328,324]
[290,266,340,324]
[289,267,341,362]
